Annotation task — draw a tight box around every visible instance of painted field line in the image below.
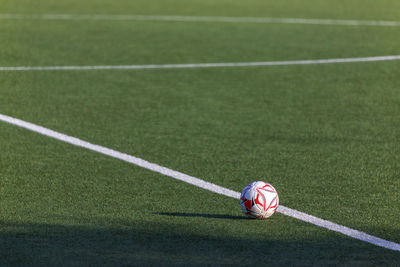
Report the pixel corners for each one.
[1,55,400,72]
[1,13,400,27]
[0,113,399,252]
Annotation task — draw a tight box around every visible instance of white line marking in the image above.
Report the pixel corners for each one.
[0,113,399,251]
[1,13,400,27]
[1,55,400,72]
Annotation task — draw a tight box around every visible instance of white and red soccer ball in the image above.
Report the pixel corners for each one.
[240,181,279,219]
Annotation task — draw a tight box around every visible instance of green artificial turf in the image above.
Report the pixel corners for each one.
[1,0,400,265]
[1,124,400,265]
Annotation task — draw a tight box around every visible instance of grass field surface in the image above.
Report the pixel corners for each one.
[1,0,400,265]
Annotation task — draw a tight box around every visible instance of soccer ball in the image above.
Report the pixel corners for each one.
[240,181,279,219]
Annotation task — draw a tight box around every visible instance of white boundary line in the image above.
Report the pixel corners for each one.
[1,13,400,27]
[1,55,400,72]
[0,113,399,252]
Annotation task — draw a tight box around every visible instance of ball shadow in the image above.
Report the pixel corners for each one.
[153,212,251,220]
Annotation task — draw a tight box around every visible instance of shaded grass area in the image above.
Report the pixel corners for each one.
[1,219,400,266]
